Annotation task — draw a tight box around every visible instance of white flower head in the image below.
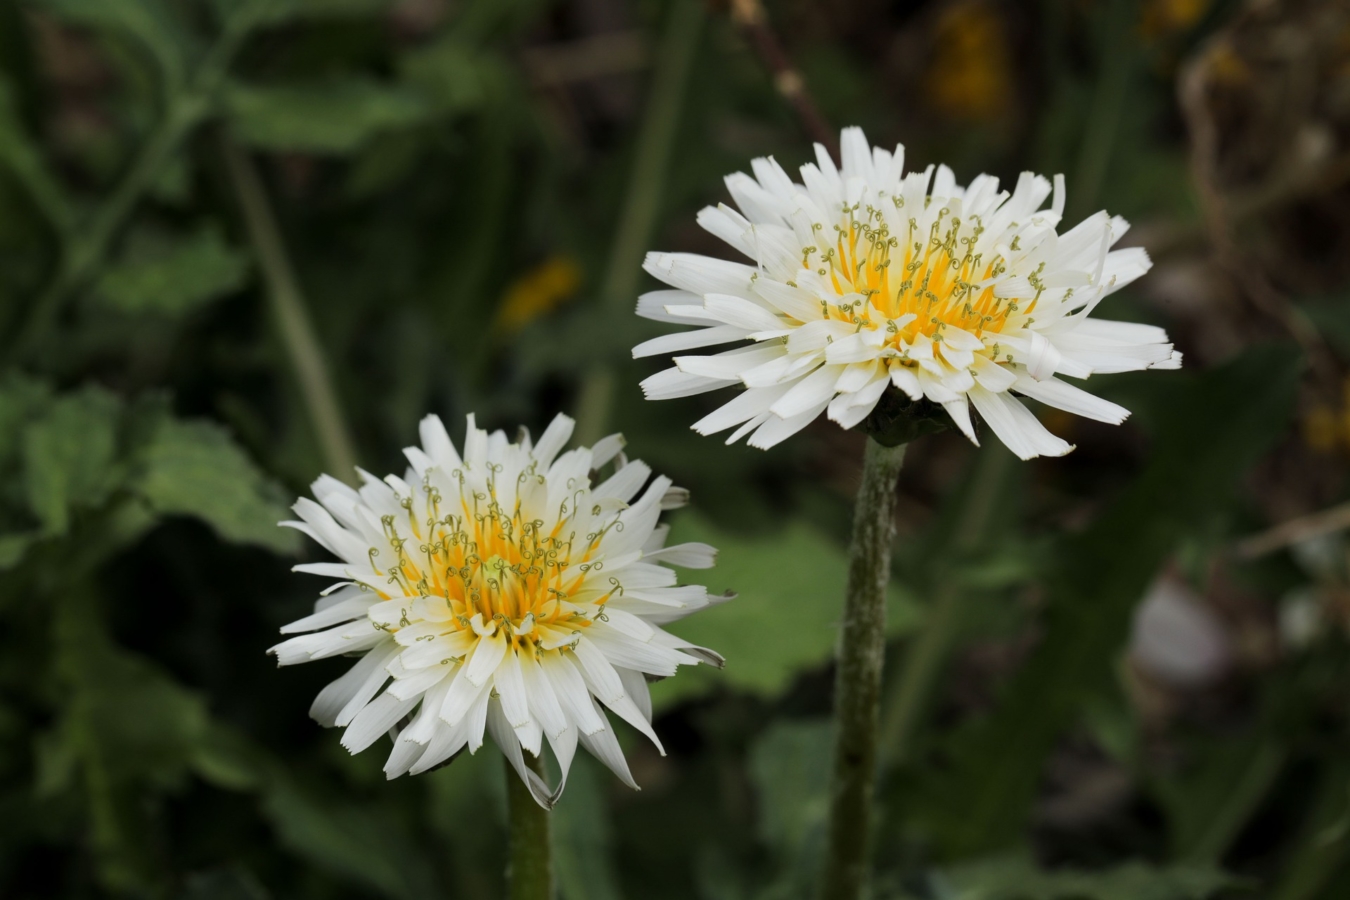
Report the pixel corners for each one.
[271,413,726,807]
[634,127,1181,458]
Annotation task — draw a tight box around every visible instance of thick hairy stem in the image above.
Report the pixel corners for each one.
[506,754,553,900]
[820,438,907,900]
[221,136,359,481]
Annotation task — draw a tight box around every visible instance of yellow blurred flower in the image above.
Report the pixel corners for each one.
[495,255,582,333]
[924,1,1011,123]
[1141,0,1211,41]
[1304,379,1350,456]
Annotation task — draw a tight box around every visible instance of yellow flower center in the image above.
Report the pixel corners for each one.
[815,209,1036,355]
[369,483,610,644]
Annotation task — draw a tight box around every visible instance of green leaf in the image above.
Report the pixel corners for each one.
[225,79,432,154]
[651,512,921,709]
[23,386,123,536]
[400,37,502,114]
[939,856,1238,900]
[32,0,189,86]
[918,345,1304,856]
[133,418,299,553]
[96,225,250,316]
[0,531,36,568]
[0,371,50,471]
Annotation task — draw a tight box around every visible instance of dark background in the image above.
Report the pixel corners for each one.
[1,0,1349,897]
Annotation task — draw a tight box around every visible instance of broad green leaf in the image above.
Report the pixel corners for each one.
[0,531,36,568]
[0,371,50,470]
[651,512,921,709]
[96,225,250,316]
[133,418,299,553]
[23,386,123,536]
[940,856,1238,900]
[225,79,431,154]
[32,0,189,87]
[917,345,1303,856]
[400,37,502,114]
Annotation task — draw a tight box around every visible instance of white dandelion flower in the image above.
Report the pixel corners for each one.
[270,413,726,807]
[634,126,1181,458]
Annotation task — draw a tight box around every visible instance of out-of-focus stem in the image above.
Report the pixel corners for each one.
[820,438,907,900]
[877,443,1012,768]
[728,0,837,156]
[506,755,553,900]
[573,0,704,446]
[1070,0,1132,219]
[221,136,359,481]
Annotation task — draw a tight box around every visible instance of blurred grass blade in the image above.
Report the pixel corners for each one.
[1272,763,1350,900]
[221,136,359,481]
[573,0,705,445]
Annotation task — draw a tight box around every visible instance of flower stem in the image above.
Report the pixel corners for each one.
[573,0,704,446]
[820,437,908,900]
[220,135,359,482]
[506,754,553,900]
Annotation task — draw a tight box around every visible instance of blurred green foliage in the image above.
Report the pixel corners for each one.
[0,0,1347,898]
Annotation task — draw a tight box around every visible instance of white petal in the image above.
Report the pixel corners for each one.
[968,385,1073,460]
[643,542,717,569]
[488,698,557,808]
[341,691,419,754]
[643,252,756,295]
[1012,373,1129,425]
[639,367,737,400]
[633,325,748,359]
[943,396,978,444]
[309,641,399,728]
[768,365,844,418]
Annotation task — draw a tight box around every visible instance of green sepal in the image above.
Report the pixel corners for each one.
[860,384,952,447]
